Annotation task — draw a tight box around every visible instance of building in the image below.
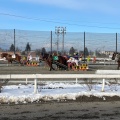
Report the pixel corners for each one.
[100,51,114,55]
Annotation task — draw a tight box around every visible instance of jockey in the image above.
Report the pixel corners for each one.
[73,52,79,66]
[27,53,32,62]
[74,52,79,60]
[67,52,79,66]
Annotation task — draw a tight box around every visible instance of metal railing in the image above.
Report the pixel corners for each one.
[0,72,120,93]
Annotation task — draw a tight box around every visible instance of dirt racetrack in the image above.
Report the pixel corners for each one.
[0,62,118,74]
[0,101,120,120]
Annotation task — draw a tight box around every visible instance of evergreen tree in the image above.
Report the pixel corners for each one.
[25,42,31,53]
[69,47,75,56]
[41,47,46,54]
[9,44,15,51]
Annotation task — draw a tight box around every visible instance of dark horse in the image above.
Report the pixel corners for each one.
[112,52,120,69]
[40,53,68,71]
[1,53,22,65]
[40,53,54,71]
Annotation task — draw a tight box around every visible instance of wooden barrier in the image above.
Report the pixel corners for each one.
[70,63,89,71]
[79,64,88,71]
[26,62,38,66]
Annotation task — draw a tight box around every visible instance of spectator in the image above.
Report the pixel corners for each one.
[93,56,96,63]
[87,55,91,64]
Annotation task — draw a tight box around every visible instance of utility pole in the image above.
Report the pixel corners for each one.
[116,33,117,53]
[51,31,52,54]
[84,32,85,63]
[61,27,66,55]
[55,27,66,55]
[55,27,60,55]
[14,29,15,54]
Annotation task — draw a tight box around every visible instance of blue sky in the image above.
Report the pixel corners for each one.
[0,0,120,33]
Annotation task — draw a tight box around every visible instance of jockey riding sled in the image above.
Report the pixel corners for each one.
[67,52,80,70]
[26,53,40,66]
[52,53,68,70]
[40,52,68,71]
[67,53,88,71]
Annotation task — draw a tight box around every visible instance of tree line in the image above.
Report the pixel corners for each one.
[8,42,90,57]
[0,42,107,60]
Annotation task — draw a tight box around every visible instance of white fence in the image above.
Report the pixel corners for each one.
[1,73,120,79]
[0,71,120,93]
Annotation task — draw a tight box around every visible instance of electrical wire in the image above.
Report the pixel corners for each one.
[0,12,120,30]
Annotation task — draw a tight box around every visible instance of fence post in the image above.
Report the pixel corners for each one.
[34,75,38,94]
[116,33,117,53]
[76,78,78,84]
[51,31,52,54]
[26,78,28,84]
[14,29,16,54]
[101,79,105,92]
[84,32,85,63]
[104,58,105,66]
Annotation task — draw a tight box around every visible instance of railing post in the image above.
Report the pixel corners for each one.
[104,58,105,66]
[26,78,28,84]
[34,75,38,94]
[76,78,78,84]
[101,79,105,92]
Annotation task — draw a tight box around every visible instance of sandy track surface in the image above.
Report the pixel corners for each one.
[0,63,118,74]
[0,101,120,120]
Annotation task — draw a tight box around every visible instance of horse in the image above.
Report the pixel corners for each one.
[40,53,55,71]
[40,53,68,71]
[1,53,22,65]
[1,53,12,64]
[13,54,22,64]
[112,52,120,69]
[54,55,68,69]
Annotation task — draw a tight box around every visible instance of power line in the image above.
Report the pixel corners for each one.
[0,12,118,26]
[0,12,120,30]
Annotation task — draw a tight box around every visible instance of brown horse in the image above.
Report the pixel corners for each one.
[40,53,68,71]
[40,53,55,71]
[1,53,12,64]
[54,55,68,70]
[1,53,22,65]
[112,52,120,69]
